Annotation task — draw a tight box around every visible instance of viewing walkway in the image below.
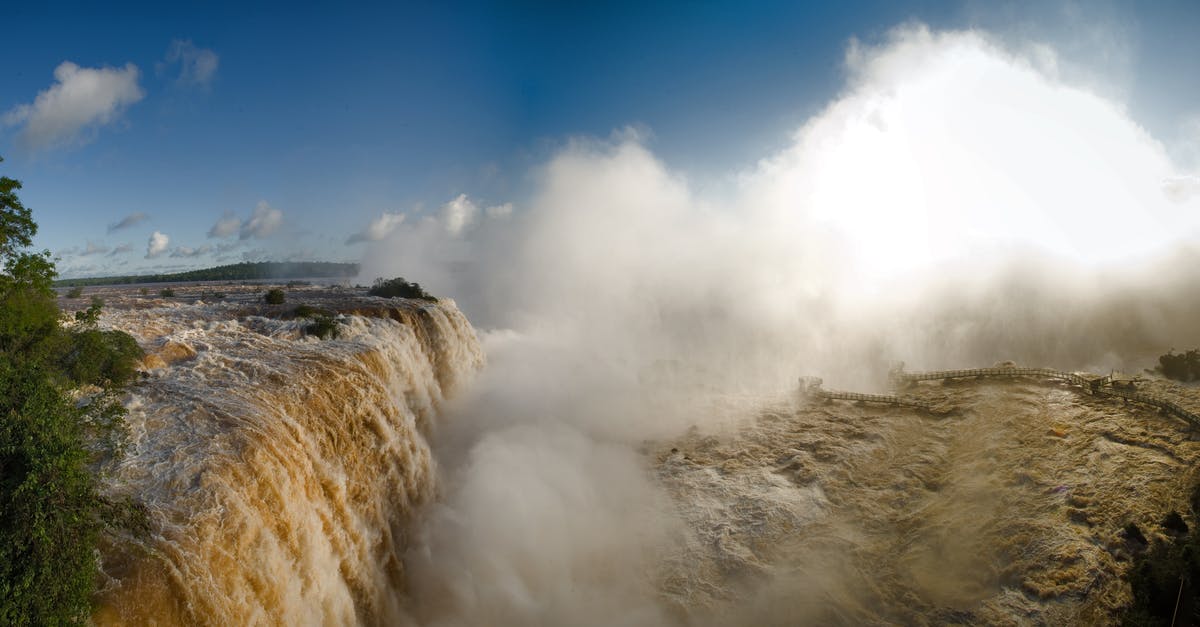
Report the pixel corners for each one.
[798,377,934,411]
[892,365,1200,427]
[799,365,1200,427]
[890,366,1104,391]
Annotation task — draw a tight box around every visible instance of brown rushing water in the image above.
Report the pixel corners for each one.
[72,283,1200,625]
[655,377,1200,625]
[76,284,482,625]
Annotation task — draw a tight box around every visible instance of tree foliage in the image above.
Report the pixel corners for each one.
[1159,349,1200,383]
[292,305,342,340]
[367,276,437,301]
[1122,507,1200,625]
[0,161,36,260]
[0,156,144,624]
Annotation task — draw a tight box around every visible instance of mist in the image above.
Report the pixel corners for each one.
[359,25,1200,625]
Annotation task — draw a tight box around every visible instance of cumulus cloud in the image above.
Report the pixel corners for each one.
[345,196,508,247]
[3,61,144,151]
[240,201,284,239]
[207,211,242,238]
[145,231,169,258]
[346,212,405,244]
[441,194,478,235]
[107,211,148,233]
[161,39,219,88]
[207,202,284,240]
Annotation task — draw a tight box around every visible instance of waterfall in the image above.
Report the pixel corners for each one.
[92,298,482,625]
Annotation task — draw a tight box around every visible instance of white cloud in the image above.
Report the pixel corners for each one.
[207,211,241,238]
[161,39,219,88]
[240,201,284,239]
[346,212,405,244]
[441,193,478,235]
[108,243,133,257]
[3,61,144,151]
[107,211,148,233]
[207,202,284,240]
[145,231,169,258]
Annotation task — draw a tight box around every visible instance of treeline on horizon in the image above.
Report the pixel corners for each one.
[53,261,360,287]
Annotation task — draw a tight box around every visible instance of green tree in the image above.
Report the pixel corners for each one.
[367,276,436,301]
[0,157,143,624]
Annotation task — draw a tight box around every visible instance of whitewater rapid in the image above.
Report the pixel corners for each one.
[655,377,1200,625]
[75,283,1200,626]
[87,285,482,625]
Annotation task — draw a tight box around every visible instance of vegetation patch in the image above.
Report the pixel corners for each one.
[290,304,342,339]
[264,288,286,305]
[1122,484,1200,626]
[303,314,341,340]
[292,304,324,318]
[1158,349,1200,383]
[1,156,145,624]
[367,276,437,301]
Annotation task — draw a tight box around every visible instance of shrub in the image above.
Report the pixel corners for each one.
[73,297,104,325]
[1121,479,1200,625]
[159,288,175,298]
[1123,516,1200,624]
[367,277,436,301]
[0,364,105,625]
[65,287,83,299]
[304,314,341,340]
[293,304,322,318]
[138,288,148,296]
[1158,349,1200,382]
[57,329,144,388]
[264,288,286,305]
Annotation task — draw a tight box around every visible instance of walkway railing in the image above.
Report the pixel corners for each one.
[799,366,1200,427]
[798,377,934,411]
[890,366,1105,390]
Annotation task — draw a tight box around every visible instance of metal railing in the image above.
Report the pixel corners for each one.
[798,376,934,410]
[889,366,1200,427]
[810,388,934,410]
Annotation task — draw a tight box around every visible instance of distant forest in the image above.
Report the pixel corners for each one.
[53,261,360,287]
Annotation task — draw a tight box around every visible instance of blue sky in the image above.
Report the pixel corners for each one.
[2,1,1198,278]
